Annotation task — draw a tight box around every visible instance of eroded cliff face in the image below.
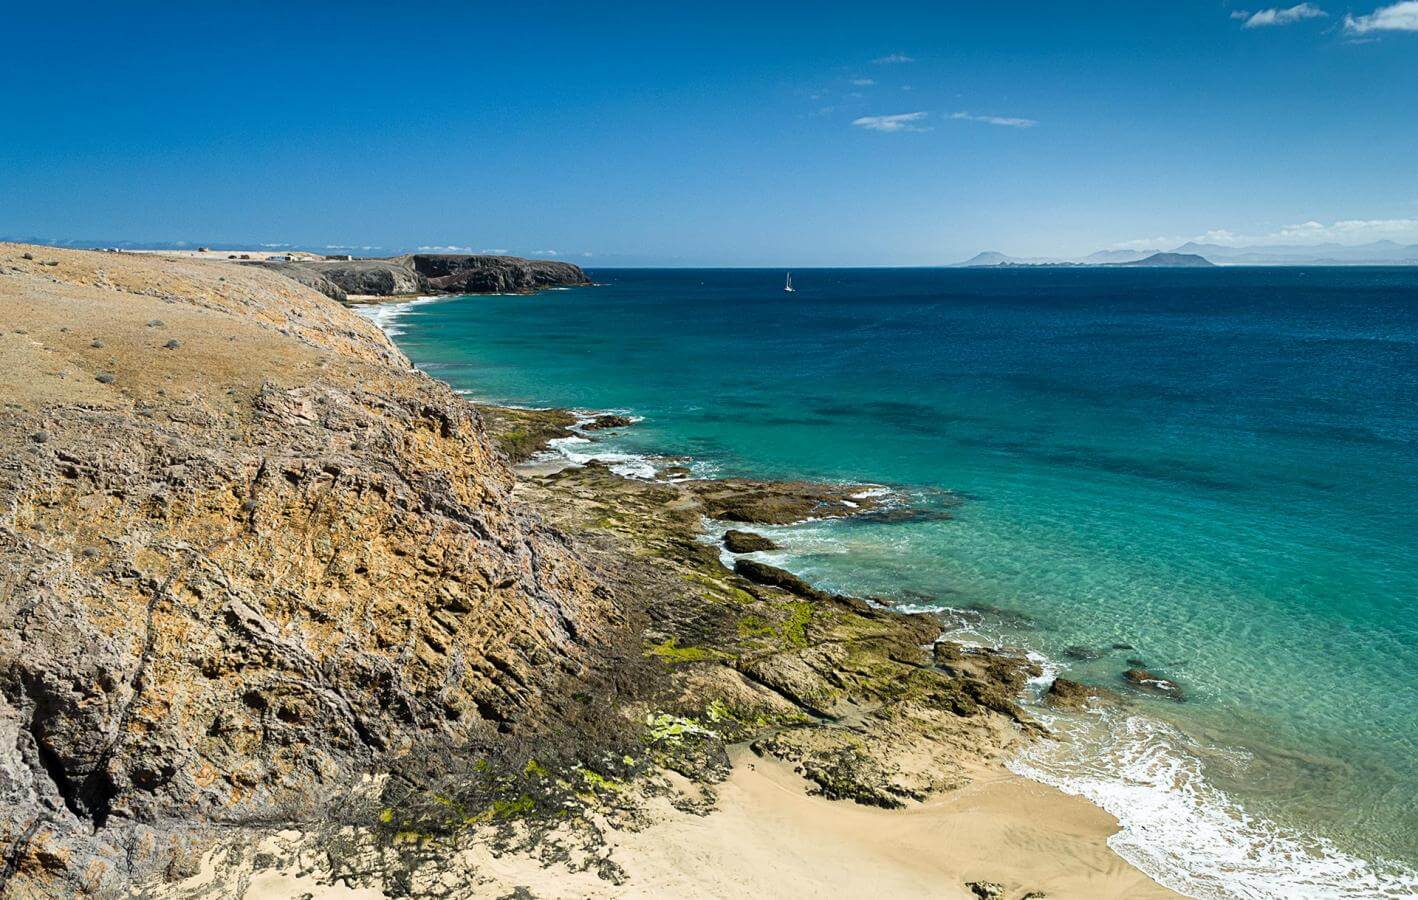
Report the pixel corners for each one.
[250,253,591,302]
[0,246,619,895]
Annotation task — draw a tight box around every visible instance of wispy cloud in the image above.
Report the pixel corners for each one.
[950,111,1038,128]
[1345,1,1418,32]
[872,53,914,64]
[1114,217,1418,250]
[1270,218,1418,241]
[417,244,475,253]
[1235,4,1328,27]
[529,249,559,256]
[851,111,929,132]
[850,78,876,86]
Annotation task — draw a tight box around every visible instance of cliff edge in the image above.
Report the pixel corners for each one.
[0,244,619,895]
[253,253,591,302]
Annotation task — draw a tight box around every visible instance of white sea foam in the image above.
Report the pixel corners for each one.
[353,296,442,336]
[1010,705,1418,899]
[543,435,659,479]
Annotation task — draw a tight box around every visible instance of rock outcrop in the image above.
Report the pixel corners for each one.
[406,254,588,295]
[249,253,591,302]
[0,244,619,895]
[722,529,779,553]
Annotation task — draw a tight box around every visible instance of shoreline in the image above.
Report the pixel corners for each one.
[8,250,1398,897]
[221,749,1178,900]
[357,287,1418,898]
[345,297,1185,897]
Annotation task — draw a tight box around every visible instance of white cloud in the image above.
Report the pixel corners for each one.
[1231,10,1252,19]
[1272,218,1418,241]
[1114,218,1418,249]
[417,244,475,253]
[872,54,914,64]
[1240,4,1327,27]
[529,249,559,256]
[850,78,876,86]
[1345,1,1418,32]
[851,111,929,132]
[950,111,1038,128]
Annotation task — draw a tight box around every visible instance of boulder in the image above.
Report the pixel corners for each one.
[1122,668,1184,700]
[1044,678,1093,709]
[583,414,635,431]
[722,530,779,553]
[734,559,825,599]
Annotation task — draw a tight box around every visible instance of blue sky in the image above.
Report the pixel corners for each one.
[3,1,1416,265]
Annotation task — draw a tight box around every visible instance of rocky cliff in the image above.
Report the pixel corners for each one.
[252,254,590,302]
[0,245,620,896]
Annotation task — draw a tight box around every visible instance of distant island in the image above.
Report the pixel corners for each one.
[956,239,1418,268]
[1120,252,1215,267]
[961,251,1214,269]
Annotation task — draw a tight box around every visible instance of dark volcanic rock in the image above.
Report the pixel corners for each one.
[733,559,826,599]
[933,642,1042,696]
[249,253,589,302]
[477,406,580,463]
[1044,677,1093,709]
[583,414,635,431]
[302,259,425,298]
[1122,668,1184,700]
[722,530,779,554]
[406,253,589,294]
[687,478,882,524]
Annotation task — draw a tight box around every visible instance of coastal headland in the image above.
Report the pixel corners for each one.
[0,244,1176,898]
[253,253,591,303]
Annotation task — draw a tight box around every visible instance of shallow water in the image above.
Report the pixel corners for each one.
[366,267,1418,895]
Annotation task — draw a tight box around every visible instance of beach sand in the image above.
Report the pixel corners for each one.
[224,750,1178,900]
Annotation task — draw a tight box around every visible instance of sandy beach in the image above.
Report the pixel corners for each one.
[200,749,1178,900]
[513,750,1180,899]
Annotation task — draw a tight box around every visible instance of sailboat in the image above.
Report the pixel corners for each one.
[783,272,796,293]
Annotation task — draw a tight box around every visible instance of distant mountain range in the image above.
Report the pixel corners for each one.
[956,240,1418,268]
[957,251,1215,268]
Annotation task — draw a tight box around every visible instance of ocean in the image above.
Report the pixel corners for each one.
[361,267,1418,898]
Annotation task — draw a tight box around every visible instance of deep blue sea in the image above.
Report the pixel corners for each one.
[362,267,1418,898]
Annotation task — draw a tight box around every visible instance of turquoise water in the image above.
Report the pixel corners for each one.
[363,268,1418,897]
